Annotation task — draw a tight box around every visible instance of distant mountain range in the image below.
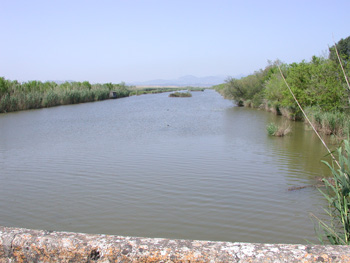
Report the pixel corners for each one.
[127,74,245,87]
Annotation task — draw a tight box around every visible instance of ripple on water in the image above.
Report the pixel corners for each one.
[0,90,329,243]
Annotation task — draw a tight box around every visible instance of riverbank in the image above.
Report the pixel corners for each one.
[0,77,204,113]
[215,89,350,140]
[214,36,350,139]
[0,78,130,113]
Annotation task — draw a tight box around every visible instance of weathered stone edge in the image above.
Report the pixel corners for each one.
[0,226,349,262]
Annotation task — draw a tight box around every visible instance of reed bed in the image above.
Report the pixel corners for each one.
[266,122,291,137]
[305,107,350,138]
[311,141,350,245]
[169,92,192,97]
[0,79,130,113]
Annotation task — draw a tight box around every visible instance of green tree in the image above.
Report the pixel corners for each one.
[329,36,350,63]
[264,71,285,103]
[282,61,313,108]
[309,56,348,111]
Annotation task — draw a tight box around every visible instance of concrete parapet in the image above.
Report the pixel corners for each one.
[0,226,350,262]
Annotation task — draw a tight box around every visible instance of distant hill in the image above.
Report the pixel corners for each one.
[128,75,230,87]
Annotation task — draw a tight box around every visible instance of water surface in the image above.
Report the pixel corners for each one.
[0,90,331,243]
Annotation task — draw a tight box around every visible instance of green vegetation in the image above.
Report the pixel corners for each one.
[129,86,204,96]
[266,123,278,136]
[0,78,205,113]
[129,87,182,96]
[312,140,350,245]
[169,92,192,97]
[215,36,350,137]
[213,36,350,244]
[257,35,350,245]
[304,107,350,138]
[188,87,205,92]
[266,122,291,137]
[329,36,350,63]
[0,79,131,113]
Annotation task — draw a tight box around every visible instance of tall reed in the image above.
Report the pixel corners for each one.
[0,78,131,113]
[312,141,350,245]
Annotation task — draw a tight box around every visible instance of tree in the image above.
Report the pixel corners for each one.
[329,36,350,63]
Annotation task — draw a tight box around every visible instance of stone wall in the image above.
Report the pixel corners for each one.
[0,226,350,262]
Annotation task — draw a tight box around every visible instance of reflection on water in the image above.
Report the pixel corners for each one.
[0,90,330,243]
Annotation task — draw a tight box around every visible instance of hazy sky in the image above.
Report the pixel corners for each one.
[1,0,349,83]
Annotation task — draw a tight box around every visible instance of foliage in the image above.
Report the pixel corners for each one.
[266,122,291,137]
[329,36,350,63]
[264,71,285,103]
[216,35,350,129]
[266,123,278,136]
[129,87,189,96]
[169,92,192,97]
[314,140,350,245]
[223,70,266,106]
[305,106,350,138]
[0,78,132,113]
[215,35,350,244]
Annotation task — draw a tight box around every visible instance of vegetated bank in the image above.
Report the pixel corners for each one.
[215,35,350,245]
[215,36,350,139]
[0,77,204,114]
[0,80,131,113]
[129,86,204,96]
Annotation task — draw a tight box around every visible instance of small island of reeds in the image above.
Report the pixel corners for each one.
[169,92,192,98]
[266,122,291,137]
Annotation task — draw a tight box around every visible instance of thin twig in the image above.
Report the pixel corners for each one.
[333,36,350,91]
[277,66,340,169]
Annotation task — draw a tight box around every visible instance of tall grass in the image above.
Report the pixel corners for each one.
[169,92,192,97]
[305,107,350,138]
[0,78,131,113]
[266,122,291,137]
[312,141,350,245]
[266,123,278,136]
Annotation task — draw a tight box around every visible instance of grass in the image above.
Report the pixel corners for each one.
[266,123,278,136]
[0,77,205,113]
[266,122,291,137]
[0,78,132,113]
[169,92,192,97]
[129,86,205,96]
[305,106,350,139]
[311,140,350,245]
[129,87,182,96]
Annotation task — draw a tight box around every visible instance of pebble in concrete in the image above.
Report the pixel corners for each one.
[1,226,350,262]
